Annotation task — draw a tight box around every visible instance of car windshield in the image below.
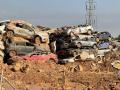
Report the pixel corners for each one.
[81,37,95,41]
[32,25,36,29]
[29,51,42,56]
[89,37,96,41]
[0,21,9,26]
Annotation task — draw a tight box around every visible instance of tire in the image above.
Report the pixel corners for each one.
[93,44,97,49]
[9,50,17,57]
[87,29,92,35]
[5,38,13,46]
[34,36,41,45]
[76,42,81,48]
[6,31,14,38]
[48,58,56,63]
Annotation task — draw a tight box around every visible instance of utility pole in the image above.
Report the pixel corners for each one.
[86,0,96,27]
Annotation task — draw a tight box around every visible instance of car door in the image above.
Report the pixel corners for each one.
[81,38,88,46]
[22,24,35,37]
[87,37,96,46]
[15,42,26,55]
[25,42,35,53]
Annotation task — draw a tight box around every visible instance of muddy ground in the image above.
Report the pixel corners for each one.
[0,49,120,90]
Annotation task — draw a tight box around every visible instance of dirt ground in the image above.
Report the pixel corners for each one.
[0,49,120,90]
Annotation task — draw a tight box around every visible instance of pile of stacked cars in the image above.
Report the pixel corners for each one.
[49,24,116,63]
[4,20,49,45]
[0,19,117,64]
[0,20,58,63]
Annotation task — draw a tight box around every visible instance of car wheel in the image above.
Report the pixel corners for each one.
[76,42,81,48]
[48,58,56,63]
[87,29,92,35]
[35,36,41,45]
[9,50,17,57]
[5,38,13,46]
[93,44,97,49]
[6,31,14,38]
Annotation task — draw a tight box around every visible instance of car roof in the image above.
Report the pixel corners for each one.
[9,20,33,27]
[99,31,110,34]
[0,20,10,23]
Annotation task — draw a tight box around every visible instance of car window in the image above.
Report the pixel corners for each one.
[0,22,9,26]
[15,42,26,46]
[26,42,34,46]
[22,24,34,31]
[81,38,88,41]
[89,37,95,41]
[0,23,4,26]
[16,23,23,28]
[16,23,34,31]
[32,53,36,55]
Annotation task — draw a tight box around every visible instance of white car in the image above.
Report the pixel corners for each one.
[70,36,97,49]
[0,20,10,34]
[5,20,49,45]
[79,25,94,35]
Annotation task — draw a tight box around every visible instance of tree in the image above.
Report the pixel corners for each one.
[116,34,120,42]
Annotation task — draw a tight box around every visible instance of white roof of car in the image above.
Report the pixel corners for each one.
[0,20,10,23]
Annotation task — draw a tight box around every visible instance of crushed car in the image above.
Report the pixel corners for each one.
[58,49,97,64]
[70,36,97,49]
[22,51,58,63]
[5,20,49,45]
[5,41,46,57]
[78,25,94,35]
[97,40,115,50]
[96,31,112,42]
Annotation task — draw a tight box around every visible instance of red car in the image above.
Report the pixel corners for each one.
[22,51,58,63]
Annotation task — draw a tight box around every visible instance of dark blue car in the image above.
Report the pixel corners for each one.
[96,32,112,42]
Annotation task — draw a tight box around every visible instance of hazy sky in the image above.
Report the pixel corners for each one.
[0,0,119,36]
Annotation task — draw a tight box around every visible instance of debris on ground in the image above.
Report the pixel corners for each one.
[0,19,120,90]
[111,60,120,69]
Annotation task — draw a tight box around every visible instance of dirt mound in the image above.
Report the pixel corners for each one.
[0,50,120,90]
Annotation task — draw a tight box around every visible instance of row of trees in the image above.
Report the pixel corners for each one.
[115,34,120,42]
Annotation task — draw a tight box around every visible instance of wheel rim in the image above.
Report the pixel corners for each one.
[93,45,97,49]
[88,30,91,35]
[35,37,41,44]
[9,51,16,57]
[77,43,81,48]
[7,31,13,38]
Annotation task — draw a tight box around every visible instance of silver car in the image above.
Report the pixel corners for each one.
[70,36,97,49]
[5,41,43,57]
